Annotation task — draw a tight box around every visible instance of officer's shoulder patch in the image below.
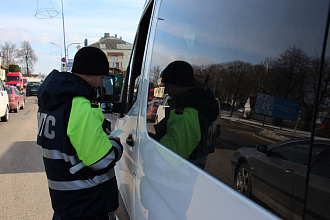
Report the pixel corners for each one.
[91,101,99,108]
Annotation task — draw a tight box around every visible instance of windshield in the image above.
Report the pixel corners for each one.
[6,87,12,94]
[7,76,19,81]
[28,82,41,86]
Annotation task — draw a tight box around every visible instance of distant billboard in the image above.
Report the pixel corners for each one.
[255,93,300,121]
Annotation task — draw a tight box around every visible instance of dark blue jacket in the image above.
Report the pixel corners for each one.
[37,70,123,219]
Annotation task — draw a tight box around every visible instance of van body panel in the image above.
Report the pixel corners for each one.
[111,0,330,219]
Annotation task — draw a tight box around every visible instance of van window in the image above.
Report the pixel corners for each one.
[121,2,153,115]
[145,0,330,219]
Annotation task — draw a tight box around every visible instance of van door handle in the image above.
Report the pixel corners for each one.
[126,133,134,147]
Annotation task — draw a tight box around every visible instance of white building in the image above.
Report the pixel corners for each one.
[88,33,133,73]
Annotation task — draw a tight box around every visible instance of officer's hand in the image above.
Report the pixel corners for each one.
[109,136,120,142]
[105,128,111,135]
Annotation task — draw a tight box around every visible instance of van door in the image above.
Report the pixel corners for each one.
[113,2,154,219]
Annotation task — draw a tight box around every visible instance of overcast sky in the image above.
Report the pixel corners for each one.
[0,0,146,76]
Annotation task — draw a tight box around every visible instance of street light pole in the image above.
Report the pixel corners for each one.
[50,42,62,57]
[50,42,62,69]
[60,0,67,63]
[66,43,80,61]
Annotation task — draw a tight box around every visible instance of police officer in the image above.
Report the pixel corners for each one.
[37,47,123,220]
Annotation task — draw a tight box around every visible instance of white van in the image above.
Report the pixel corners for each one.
[0,80,9,122]
[100,0,330,219]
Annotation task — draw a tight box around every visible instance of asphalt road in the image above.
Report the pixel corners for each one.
[0,96,53,220]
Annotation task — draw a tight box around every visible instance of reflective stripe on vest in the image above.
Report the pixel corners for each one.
[88,150,116,171]
[47,168,115,191]
[43,148,80,165]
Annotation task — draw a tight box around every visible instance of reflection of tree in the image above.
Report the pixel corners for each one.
[150,65,161,86]
[190,46,330,131]
[267,47,310,101]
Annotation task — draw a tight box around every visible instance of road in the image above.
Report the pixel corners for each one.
[0,96,53,220]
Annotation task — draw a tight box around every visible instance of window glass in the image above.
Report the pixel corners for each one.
[311,151,330,179]
[97,76,114,104]
[6,87,12,94]
[7,76,19,81]
[271,143,309,165]
[14,87,20,95]
[145,0,330,219]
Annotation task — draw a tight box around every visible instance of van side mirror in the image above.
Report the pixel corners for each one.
[97,74,121,113]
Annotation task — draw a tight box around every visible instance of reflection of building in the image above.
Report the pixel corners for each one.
[154,78,165,99]
[88,33,133,73]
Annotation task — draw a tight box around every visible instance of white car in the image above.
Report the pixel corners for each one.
[0,80,9,122]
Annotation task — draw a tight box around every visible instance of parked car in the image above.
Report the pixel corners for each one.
[26,81,41,96]
[23,78,28,89]
[6,86,25,113]
[147,99,160,122]
[0,80,9,122]
[232,138,330,219]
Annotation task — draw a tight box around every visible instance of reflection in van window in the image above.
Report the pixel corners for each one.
[145,0,330,219]
[153,61,219,169]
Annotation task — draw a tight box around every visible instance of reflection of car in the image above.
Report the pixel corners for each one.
[231,138,330,219]
[26,81,41,96]
[6,86,25,113]
[147,99,160,122]
[23,78,28,89]
[0,80,9,122]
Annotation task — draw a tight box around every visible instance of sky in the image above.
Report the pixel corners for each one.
[0,0,146,76]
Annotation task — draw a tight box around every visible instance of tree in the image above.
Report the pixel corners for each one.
[1,41,18,67]
[17,41,38,76]
[9,65,21,72]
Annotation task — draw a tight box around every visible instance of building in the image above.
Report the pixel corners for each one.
[88,33,133,73]
[0,53,6,81]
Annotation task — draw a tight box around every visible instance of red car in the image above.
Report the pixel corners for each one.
[6,86,25,113]
[147,99,160,122]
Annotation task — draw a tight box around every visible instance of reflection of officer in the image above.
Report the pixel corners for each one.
[156,60,219,169]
